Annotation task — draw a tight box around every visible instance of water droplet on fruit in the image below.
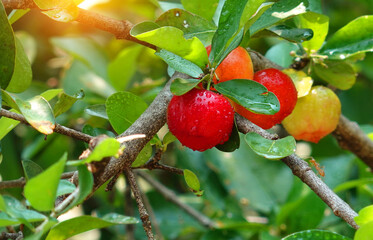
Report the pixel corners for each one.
[190,126,197,133]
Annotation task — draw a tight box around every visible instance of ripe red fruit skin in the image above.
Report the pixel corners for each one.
[206,45,254,84]
[167,89,234,151]
[233,68,298,129]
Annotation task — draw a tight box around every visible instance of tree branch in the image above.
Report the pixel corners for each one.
[137,171,217,229]
[0,108,92,143]
[124,167,154,240]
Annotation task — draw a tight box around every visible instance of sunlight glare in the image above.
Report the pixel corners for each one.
[78,0,109,10]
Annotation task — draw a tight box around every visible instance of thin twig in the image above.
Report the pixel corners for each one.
[0,108,92,143]
[124,174,135,240]
[137,171,217,229]
[124,167,154,240]
[0,231,23,240]
[0,172,75,190]
[235,115,359,229]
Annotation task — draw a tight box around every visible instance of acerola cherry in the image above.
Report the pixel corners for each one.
[206,45,254,84]
[282,86,341,143]
[167,88,234,151]
[232,68,298,129]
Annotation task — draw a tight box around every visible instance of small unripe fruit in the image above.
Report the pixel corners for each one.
[233,68,298,129]
[206,45,254,84]
[282,86,341,143]
[167,88,234,151]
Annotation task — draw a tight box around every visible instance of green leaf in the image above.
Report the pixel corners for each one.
[41,4,79,23]
[181,0,218,21]
[0,1,16,89]
[6,37,32,93]
[313,60,356,90]
[163,132,177,146]
[106,92,148,134]
[41,89,64,101]
[184,169,203,196]
[2,195,46,229]
[85,104,108,119]
[46,214,138,240]
[334,178,373,193]
[16,95,56,135]
[239,0,267,30]
[282,229,352,240]
[250,0,310,36]
[253,25,313,43]
[0,195,6,212]
[156,8,217,45]
[354,220,373,240]
[108,45,143,91]
[131,22,208,68]
[131,142,152,167]
[67,138,121,166]
[56,179,76,196]
[33,0,75,10]
[170,77,204,96]
[215,121,240,152]
[245,133,296,160]
[61,165,93,214]
[320,15,373,59]
[15,31,37,64]
[51,37,108,79]
[25,217,58,240]
[355,205,373,226]
[209,0,248,68]
[155,49,203,78]
[24,153,67,211]
[22,159,44,181]
[214,79,280,115]
[265,42,298,68]
[295,12,329,52]
[8,9,30,24]
[0,212,19,227]
[53,90,84,117]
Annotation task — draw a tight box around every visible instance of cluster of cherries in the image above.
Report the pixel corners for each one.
[166,46,341,151]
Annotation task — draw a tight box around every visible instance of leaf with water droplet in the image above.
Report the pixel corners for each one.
[252,25,313,43]
[170,77,204,96]
[215,79,280,115]
[245,132,296,160]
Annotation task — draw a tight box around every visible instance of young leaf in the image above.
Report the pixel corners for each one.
[209,0,248,68]
[320,15,373,59]
[131,22,208,68]
[8,9,30,24]
[0,1,16,89]
[46,214,138,240]
[249,0,310,36]
[245,133,296,160]
[15,95,56,135]
[6,37,32,93]
[163,131,177,146]
[22,160,44,181]
[156,8,217,45]
[184,169,203,196]
[106,92,148,134]
[108,45,143,91]
[214,79,280,115]
[67,137,121,166]
[282,69,313,98]
[313,60,356,90]
[215,121,240,152]
[53,90,84,117]
[355,205,373,226]
[295,12,329,52]
[282,229,352,240]
[24,153,67,211]
[170,77,204,96]
[155,49,204,78]
[41,4,79,23]
[354,221,373,240]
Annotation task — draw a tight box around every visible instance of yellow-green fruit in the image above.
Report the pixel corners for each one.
[282,86,341,143]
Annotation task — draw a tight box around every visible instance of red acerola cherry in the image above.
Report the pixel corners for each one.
[232,68,298,129]
[167,88,234,151]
